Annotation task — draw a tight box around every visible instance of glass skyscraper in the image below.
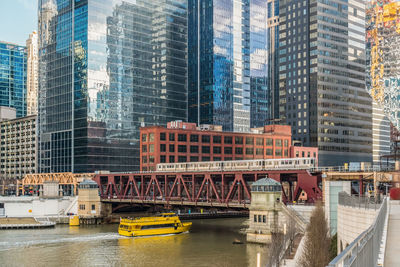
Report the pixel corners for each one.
[38,0,187,173]
[0,41,27,117]
[188,0,275,132]
[366,0,400,130]
[279,0,372,165]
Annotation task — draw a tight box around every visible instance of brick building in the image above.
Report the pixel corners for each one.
[140,121,318,171]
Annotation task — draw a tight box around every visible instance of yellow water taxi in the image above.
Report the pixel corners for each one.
[118,213,192,237]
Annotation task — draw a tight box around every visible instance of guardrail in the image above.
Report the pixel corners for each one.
[338,192,382,210]
[310,166,395,173]
[326,197,388,267]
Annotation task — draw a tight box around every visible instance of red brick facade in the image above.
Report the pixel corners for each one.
[140,122,318,171]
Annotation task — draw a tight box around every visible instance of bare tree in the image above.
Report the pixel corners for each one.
[268,232,284,267]
[298,201,330,267]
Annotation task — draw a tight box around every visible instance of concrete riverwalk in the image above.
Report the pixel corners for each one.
[384,200,400,267]
[0,217,55,229]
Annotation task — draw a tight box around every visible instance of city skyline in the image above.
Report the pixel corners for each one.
[0,0,398,170]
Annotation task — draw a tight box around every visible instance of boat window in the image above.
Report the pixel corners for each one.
[141,223,175,230]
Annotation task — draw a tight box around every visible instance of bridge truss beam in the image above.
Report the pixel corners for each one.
[93,170,322,207]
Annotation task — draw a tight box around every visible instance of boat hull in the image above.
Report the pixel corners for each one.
[119,222,192,237]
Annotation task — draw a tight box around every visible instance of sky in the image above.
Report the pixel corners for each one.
[0,0,38,46]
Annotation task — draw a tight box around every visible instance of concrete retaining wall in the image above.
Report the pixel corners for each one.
[337,204,378,253]
[0,196,78,217]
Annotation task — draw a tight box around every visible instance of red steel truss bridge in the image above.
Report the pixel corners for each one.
[94,169,322,209]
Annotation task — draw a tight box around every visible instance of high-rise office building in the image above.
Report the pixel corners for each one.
[0,41,27,117]
[366,0,400,130]
[372,101,391,163]
[26,32,39,115]
[38,0,187,173]
[188,0,275,132]
[279,0,372,165]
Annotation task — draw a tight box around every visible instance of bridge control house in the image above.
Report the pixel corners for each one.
[140,121,318,171]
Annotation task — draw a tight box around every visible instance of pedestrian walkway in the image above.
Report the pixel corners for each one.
[384,200,400,267]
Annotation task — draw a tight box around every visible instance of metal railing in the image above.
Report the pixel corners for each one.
[338,192,382,210]
[310,165,394,173]
[326,197,388,267]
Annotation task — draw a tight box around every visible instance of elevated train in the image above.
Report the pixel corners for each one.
[156,157,316,172]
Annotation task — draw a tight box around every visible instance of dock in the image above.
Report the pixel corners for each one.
[0,217,56,229]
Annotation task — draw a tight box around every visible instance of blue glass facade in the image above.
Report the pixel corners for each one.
[38,0,187,173]
[188,0,275,132]
[0,42,27,117]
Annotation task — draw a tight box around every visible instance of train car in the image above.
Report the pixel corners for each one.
[156,157,316,172]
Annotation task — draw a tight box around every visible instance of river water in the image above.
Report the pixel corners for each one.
[0,218,270,267]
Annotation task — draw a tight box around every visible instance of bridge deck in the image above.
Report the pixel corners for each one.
[384,200,400,267]
[102,198,249,209]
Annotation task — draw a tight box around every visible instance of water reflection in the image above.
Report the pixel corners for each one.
[0,218,270,267]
